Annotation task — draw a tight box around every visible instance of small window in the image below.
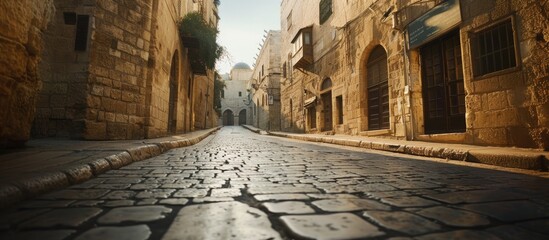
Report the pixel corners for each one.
[239,91,242,97]
[282,62,287,78]
[319,0,333,24]
[336,95,343,124]
[472,18,517,77]
[304,32,311,45]
[75,15,90,51]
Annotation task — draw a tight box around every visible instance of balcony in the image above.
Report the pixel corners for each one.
[291,26,313,69]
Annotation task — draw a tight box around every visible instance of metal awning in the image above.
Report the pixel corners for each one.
[303,96,317,108]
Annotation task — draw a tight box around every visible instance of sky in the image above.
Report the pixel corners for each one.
[216,0,281,74]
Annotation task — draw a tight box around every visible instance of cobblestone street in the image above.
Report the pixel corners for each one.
[2,126,549,240]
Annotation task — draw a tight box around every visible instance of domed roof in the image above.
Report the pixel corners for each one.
[233,62,251,70]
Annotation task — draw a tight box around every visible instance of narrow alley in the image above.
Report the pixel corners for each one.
[1,126,548,239]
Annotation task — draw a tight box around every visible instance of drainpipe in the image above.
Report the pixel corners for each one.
[402,29,415,141]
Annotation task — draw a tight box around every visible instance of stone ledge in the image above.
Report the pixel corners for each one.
[0,127,221,208]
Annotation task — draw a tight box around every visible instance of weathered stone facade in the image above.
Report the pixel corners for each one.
[32,0,218,140]
[250,30,282,131]
[281,0,549,149]
[0,0,55,147]
[220,63,253,126]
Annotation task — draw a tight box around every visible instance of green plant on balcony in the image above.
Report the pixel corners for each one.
[178,12,224,72]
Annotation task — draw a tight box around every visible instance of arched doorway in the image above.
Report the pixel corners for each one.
[239,109,247,125]
[320,78,333,131]
[366,45,389,130]
[168,51,179,134]
[223,110,234,126]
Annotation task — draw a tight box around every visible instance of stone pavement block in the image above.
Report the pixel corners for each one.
[354,183,398,192]
[1,230,75,240]
[19,200,74,208]
[192,197,235,203]
[101,190,137,200]
[380,196,440,207]
[459,200,549,222]
[280,213,385,239]
[363,211,441,235]
[130,184,160,190]
[92,183,131,189]
[103,200,135,207]
[98,206,172,224]
[16,172,69,197]
[104,152,133,169]
[71,200,104,207]
[172,189,208,198]
[247,186,320,195]
[40,189,110,200]
[135,189,175,199]
[262,201,315,214]
[136,199,158,205]
[425,190,528,204]
[487,225,548,240]
[415,206,490,227]
[415,230,501,240]
[254,194,310,201]
[388,180,440,190]
[307,193,358,199]
[87,158,111,175]
[162,202,281,240]
[312,198,391,212]
[159,198,189,206]
[75,225,151,240]
[20,208,102,229]
[210,188,242,197]
[62,165,93,184]
[0,209,50,228]
[516,219,549,235]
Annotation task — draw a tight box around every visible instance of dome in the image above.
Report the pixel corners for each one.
[233,62,251,70]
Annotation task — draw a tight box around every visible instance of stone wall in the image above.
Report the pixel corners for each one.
[0,0,55,147]
[458,0,549,149]
[251,31,282,131]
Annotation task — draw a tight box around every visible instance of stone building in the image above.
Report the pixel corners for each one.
[0,0,55,147]
[32,0,219,140]
[280,0,549,149]
[250,30,282,131]
[220,63,253,126]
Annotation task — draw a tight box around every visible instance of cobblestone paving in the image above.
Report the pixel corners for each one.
[2,126,549,239]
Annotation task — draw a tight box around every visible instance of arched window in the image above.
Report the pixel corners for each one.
[366,45,389,130]
[321,78,332,91]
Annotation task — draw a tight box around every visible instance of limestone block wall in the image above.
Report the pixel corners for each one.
[34,0,92,138]
[458,0,549,149]
[0,0,55,147]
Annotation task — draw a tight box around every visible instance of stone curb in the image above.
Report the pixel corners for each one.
[0,127,221,208]
[262,131,548,172]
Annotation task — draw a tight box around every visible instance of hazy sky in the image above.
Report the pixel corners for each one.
[216,0,281,74]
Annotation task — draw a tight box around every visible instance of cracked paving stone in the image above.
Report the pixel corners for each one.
[459,200,549,222]
[415,206,491,227]
[425,190,528,204]
[415,230,501,240]
[210,188,242,197]
[159,198,189,206]
[75,225,151,240]
[254,194,310,201]
[20,208,102,229]
[312,198,391,212]
[172,189,208,198]
[380,196,440,207]
[363,211,441,236]
[262,201,315,214]
[1,230,76,240]
[280,213,384,239]
[162,202,281,240]
[487,225,548,240]
[98,206,172,224]
[39,189,110,200]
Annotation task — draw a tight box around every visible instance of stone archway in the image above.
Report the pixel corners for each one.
[239,109,247,125]
[223,109,234,126]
